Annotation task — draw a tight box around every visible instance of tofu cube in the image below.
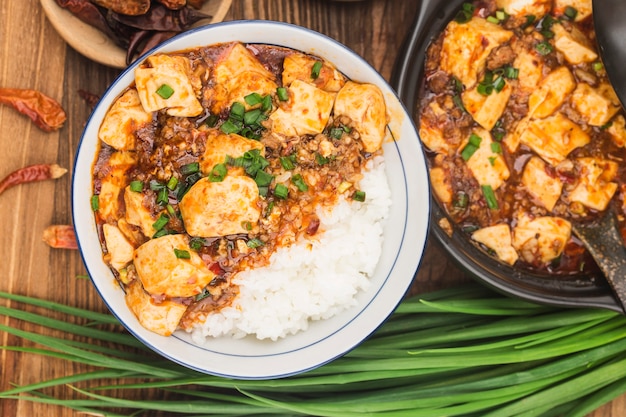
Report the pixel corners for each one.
[102,223,135,272]
[179,176,260,238]
[135,54,203,117]
[569,158,619,211]
[553,23,598,65]
[472,224,519,265]
[440,18,513,88]
[463,128,510,191]
[462,82,512,130]
[200,131,265,174]
[518,113,590,166]
[513,214,572,265]
[282,53,346,92]
[570,82,621,127]
[496,0,551,18]
[98,89,152,151]
[333,81,387,153]
[133,234,216,298]
[270,79,336,137]
[528,66,576,119]
[521,156,563,211]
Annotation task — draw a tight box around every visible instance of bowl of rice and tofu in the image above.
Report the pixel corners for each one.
[393,0,625,311]
[72,21,430,379]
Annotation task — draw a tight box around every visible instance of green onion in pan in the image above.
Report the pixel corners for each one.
[180,162,200,175]
[274,183,289,199]
[208,163,227,182]
[129,180,144,192]
[244,92,263,107]
[166,177,178,190]
[353,190,366,202]
[152,214,169,231]
[311,61,322,79]
[246,237,264,248]
[279,155,295,170]
[174,248,191,259]
[482,184,499,209]
[90,194,99,211]
[291,174,309,192]
[276,87,289,101]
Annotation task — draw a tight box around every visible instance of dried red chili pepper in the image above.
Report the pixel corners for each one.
[0,164,68,196]
[110,4,210,32]
[0,88,66,132]
[43,225,78,250]
[156,0,187,10]
[92,0,151,16]
[54,0,114,37]
[78,89,101,111]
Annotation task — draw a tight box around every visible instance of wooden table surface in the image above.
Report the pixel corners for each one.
[0,0,624,416]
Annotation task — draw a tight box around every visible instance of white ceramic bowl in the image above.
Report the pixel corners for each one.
[72,20,430,379]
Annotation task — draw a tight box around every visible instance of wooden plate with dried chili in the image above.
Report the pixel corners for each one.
[40,0,232,68]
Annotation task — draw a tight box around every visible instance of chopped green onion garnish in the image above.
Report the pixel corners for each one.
[180,162,200,175]
[244,92,263,107]
[496,10,507,21]
[280,155,295,170]
[276,87,289,101]
[535,41,553,56]
[564,6,578,20]
[156,84,174,99]
[90,195,99,211]
[353,190,366,202]
[469,133,482,147]
[487,16,499,24]
[488,156,497,166]
[189,238,205,251]
[453,192,469,209]
[166,204,176,217]
[265,201,275,217]
[241,221,253,231]
[247,238,264,248]
[205,114,219,127]
[261,94,272,112]
[149,179,164,191]
[291,174,309,192]
[455,2,475,23]
[461,144,479,161]
[593,62,604,72]
[130,180,144,193]
[254,170,274,188]
[491,142,502,154]
[522,14,537,29]
[152,228,169,239]
[493,76,506,92]
[330,127,344,139]
[311,61,322,79]
[166,177,178,191]
[152,214,169,231]
[220,119,242,134]
[195,288,211,301]
[244,109,263,126]
[157,187,169,206]
[230,102,245,121]
[174,248,191,259]
[481,185,499,209]
[316,153,329,165]
[274,183,289,199]
[209,163,227,182]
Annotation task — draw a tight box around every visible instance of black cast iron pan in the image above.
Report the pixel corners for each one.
[391,0,622,313]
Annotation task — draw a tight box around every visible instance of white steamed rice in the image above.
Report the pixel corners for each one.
[189,156,391,342]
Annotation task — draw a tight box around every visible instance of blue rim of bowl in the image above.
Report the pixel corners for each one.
[71,20,431,378]
[391,0,622,313]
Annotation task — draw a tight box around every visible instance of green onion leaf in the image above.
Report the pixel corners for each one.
[291,174,309,192]
[244,92,263,107]
[157,187,169,206]
[90,195,99,211]
[174,248,191,259]
[156,84,174,99]
[564,6,578,20]
[455,2,475,23]
[129,180,144,193]
[180,162,200,175]
[481,184,499,209]
[209,163,227,182]
[316,153,329,165]
[454,192,469,208]
[330,127,344,139]
[469,133,483,147]
[353,190,366,202]
[247,238,264,248]
[229,102,245,121]
[152,214,169,231]
[166,177,178,191]
[254,170,274,188]
[261,94,272,112]
[244,109,263,126]
[274,183,289,199]
[276,87,289,101]
[220,119,242,134]
[487,16,499,24]
[280,155,295,170]
[536,41,553,56]
[311,61,322,79]
[205,113,219,127]
[189,237,205,251]
[491,142,502,153]
[149,179,165,191]
[166,204,176,217]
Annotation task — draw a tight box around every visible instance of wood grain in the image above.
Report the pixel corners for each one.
[0,0,624,416]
